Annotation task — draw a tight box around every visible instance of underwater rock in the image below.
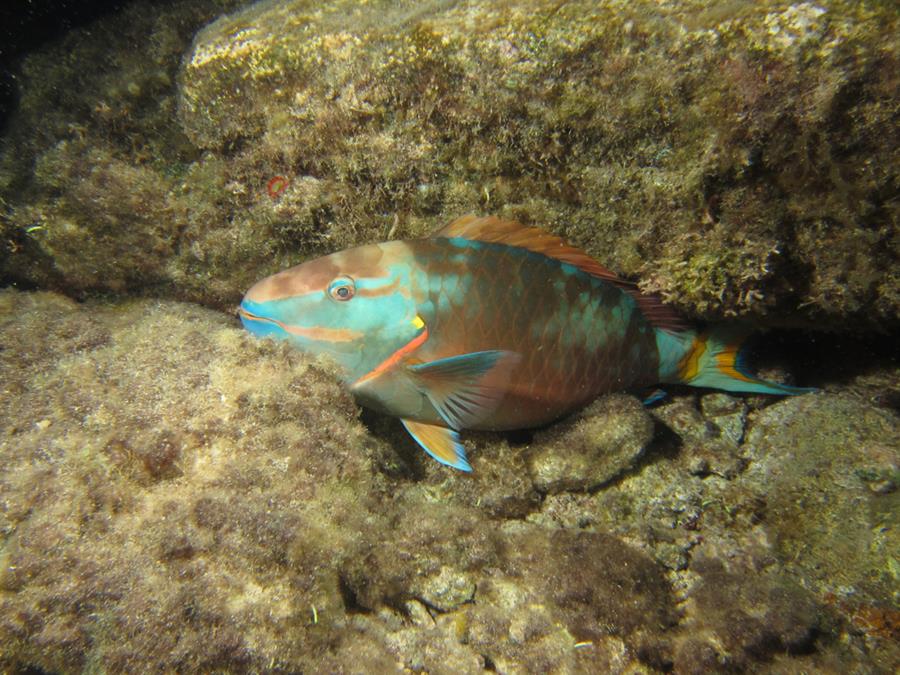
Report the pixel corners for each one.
[534,387,900,672]
[652,394,749,479]
[699,392,747,445]
[741,393,900,611]
[409,565,476,612]
[527,394,654,493]
[673,554,822,673]
[0,289,379,672]
[0,289,675,672]
[1,290,897,672]
[0,0,896,329]
[464,523,676,673]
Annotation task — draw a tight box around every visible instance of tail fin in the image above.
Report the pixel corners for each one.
[663,326,815,396]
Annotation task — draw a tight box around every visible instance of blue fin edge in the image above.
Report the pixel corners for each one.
[400,419,472,472]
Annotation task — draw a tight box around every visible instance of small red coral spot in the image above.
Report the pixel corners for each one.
[267,175,289,198]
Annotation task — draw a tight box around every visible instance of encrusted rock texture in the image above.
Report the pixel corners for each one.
[0,290,900,673]
[0,0,897,329]
[1,289,898,673]
[0,0,898,672]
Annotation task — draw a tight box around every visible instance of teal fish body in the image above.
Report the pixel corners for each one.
[240,216,813,470]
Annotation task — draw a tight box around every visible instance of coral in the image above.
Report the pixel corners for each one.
[0,0,896,329]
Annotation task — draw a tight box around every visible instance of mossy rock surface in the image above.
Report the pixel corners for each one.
[0,0,897,330]
[0,0,898,670]
[2,289,898,672]
[0,289,678,672]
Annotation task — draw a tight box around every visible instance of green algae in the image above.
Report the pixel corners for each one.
[0,0,896,329]
[1,288,897,671]
[0,0,898,671]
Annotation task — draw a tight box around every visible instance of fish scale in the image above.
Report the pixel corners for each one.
[239,215,814,471]
[404,237,659,429]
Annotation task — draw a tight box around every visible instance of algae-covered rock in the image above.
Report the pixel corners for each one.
[742,393,900,609]
[531,385,900,672]
[1,288,897,672]
[527,394,654,493]
[0,289,683,672]
[1,0,897,329]
[673,554,822,673]
[0,289,382,672]
[466,524,677,673]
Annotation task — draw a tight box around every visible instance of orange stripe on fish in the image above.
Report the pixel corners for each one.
[355,278,404,298]
[353,324,429,386]
[677,333,707,382]
[680,332,757,383]
[238,308,362,342]
[714,343,756,383]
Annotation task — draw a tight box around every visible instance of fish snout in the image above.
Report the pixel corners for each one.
[243,262,336,304]
[236,296,285,338]
[236,299,258,329]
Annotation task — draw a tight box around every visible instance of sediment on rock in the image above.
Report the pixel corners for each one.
[0,0,896,329]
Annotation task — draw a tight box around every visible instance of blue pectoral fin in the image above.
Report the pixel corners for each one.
[401,419,471,472]
[408,350,521,429]
[641,388,667,406]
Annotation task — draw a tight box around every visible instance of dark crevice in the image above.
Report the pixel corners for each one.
[337,573,369,615]
[0,0,136,132]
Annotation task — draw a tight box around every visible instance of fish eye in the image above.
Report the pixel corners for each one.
[327,275,355,301]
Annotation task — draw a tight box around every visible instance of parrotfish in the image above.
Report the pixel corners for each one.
[238,216,812,471]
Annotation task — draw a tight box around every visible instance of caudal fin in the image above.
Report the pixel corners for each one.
[672,326,815,395]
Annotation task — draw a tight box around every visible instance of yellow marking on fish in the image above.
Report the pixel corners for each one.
[412,314,425,329]
[678,333,707,381]
[715,346,756,383]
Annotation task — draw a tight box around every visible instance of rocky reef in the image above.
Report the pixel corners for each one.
[1,0,897,329]
[0,291,897,672]
[0,0,898,672]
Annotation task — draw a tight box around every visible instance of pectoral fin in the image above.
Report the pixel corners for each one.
[408,350,520,430]
[401,419,471,472]
[640,388,667,406]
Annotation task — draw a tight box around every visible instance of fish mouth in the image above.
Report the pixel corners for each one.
[237,302,363,343]
[236,305,274,325]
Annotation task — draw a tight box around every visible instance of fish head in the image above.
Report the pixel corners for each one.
[238,241,424,381]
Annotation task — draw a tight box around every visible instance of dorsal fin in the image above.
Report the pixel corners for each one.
[434,215,623,283]
[433,215,688,332]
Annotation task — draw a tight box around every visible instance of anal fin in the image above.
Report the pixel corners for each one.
[400,419,471,472]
